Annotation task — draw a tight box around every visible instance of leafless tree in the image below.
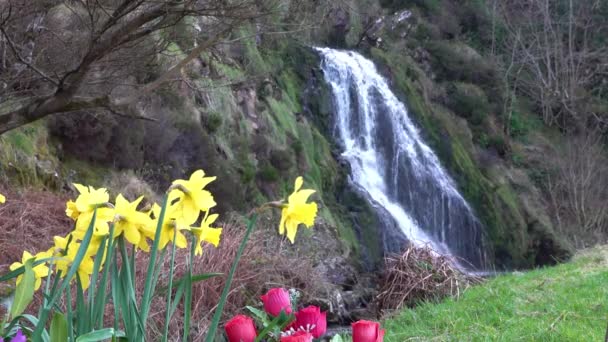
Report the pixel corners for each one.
[0,0,279,134]
[547,132,608,247]
[498,0,608,131]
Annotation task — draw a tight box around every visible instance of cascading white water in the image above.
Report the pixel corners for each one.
[317,48,488,270]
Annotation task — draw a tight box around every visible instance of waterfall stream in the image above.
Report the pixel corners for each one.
[317,48,489,270]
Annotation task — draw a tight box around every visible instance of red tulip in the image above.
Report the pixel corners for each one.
[225,315,257,342]
[261,288,293,316]
[292,305,327,338]
[281,331,314,342]
[352,320,384,342]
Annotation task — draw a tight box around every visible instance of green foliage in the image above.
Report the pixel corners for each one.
[383,247,608,341]
[426,40,499,87]
[270,148,294,172]
[258,163,280,182]
[10,259,35,320]
[239,25,269,75]
[446,82,490,126]
[203,111,223,133]
[509,109,542,140]
[240,160,256,184]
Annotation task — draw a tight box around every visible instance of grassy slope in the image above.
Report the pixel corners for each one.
[383,247,608,341]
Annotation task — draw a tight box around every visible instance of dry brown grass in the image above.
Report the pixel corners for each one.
[374,246,481,314]
[0,185,71,270]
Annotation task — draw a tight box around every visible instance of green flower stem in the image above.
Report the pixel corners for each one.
[205,213,258,342]
[141,195,169,326]
[183,237,196,341]
[94,223,116,329]
[66,284,74,342]
[161,226,179,342]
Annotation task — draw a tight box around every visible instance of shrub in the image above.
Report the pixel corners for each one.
[258,163,280,182]
[427,41,500,87]
[374,246,478,313]
[204,111,223,133]
[270,148,294,171]
[446,82,490,126]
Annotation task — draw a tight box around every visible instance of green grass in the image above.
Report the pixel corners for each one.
[384,246,608,341]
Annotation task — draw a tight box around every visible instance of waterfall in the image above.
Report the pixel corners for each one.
[317,48,489,270]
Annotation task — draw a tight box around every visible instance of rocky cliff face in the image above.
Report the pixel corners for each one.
[0,0,571,286]
[317,1,571,268]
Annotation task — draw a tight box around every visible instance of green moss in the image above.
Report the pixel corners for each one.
[61,157,112,187]
[267,97,299,139]
[238,24,269,75]
[0,122,60,187]
[277,71,303,112]
[214,62,246,81]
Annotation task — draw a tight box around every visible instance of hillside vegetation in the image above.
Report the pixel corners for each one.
[383,246,608,341]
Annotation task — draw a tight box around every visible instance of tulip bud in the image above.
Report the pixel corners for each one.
[225,315,257,342]
[292,305,327,338]
[352,320,385,342]
[281,330,314,342]
[261,288,292,316]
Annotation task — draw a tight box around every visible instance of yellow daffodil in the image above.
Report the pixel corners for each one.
[190,213,222,256]
[169,170,217,224]
[55,241,95,290]
[113,194,155,251]
[69,184,114,238]
[0,193,5,204]
[73,184,110,213]
[72,207,114,242]
[65,200,80,220]
[9,251,50,291]
[153,203,189,250]
[51,234,71,255]
[278,177,318,243]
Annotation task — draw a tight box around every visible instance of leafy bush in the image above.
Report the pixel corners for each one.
[427,41,500,87]
[204,111,223,133]
[258,163,280,182]
[270,148,294,172]
[446,82,490,126]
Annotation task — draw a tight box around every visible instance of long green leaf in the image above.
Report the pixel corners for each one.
[159,272,222,293]
[88,235,108,326]
[168,279,186,320]
[94,223,117,329]
[10,258,35,319]
[76,276,88,335]
[75,328,120,342]
[183,239,195,341]
[254,311,291,342]
[66,280,74,342]
[205,213,258,342]
[50,313,68,342]
[161,227,179,342]
[0,257,55,282]
[140,195,168,326]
